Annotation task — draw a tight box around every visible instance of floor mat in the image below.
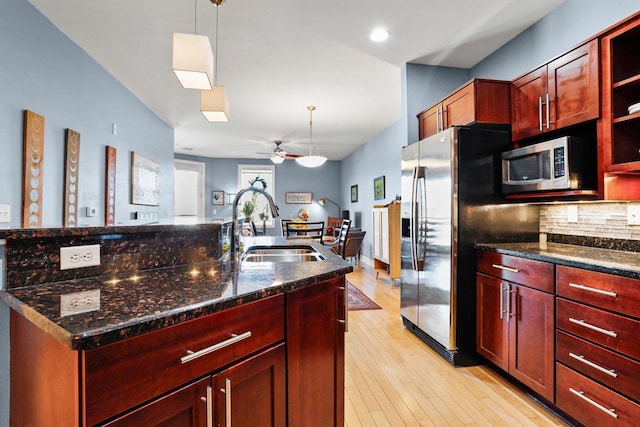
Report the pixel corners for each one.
[348,282,381,311]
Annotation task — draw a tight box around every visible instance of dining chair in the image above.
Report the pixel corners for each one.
[280,219,294,236]
[326,216,343,236]
[329,219,351,257]
[342,230,366,263]
[285,221,325,242]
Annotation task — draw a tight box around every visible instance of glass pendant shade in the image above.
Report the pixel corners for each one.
[200,85,230,122]
[295,155,327,168]
[172,33,214,90]
[271,155,285,164]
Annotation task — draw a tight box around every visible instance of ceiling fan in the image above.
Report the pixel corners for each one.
[257,141,302,164]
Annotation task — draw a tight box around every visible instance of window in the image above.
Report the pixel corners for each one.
[238,164,275,228]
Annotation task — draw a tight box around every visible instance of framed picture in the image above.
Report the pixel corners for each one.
[351,185,358,203]
[373,176,385,200]
[131,152,160,206]
[286,192,312,204]
[226,193,236,205]
[212,190,225,205]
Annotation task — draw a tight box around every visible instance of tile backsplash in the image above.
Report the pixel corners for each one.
[540,202,640,240]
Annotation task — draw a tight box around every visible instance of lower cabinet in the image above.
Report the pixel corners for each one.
[476,273,555,402]
[286,277,346,427]
[9,278,347,427]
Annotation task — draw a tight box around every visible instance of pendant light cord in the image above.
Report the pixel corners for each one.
[309,108,313,156]
[214,4,219,85]
[194,0,197,34]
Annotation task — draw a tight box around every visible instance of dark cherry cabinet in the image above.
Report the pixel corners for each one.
[601,13,640,173]
[103,378,210,427]
[212,344,286,427]
[476,250,555,402]
[417,79,511,139]
[287,277,347,427]
[511,39,599,141]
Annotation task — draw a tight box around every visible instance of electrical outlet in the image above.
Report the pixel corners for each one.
[60,244,101,270]
[0,204,9,223]
[628,205,640,225]
[567,205,579,223]
[60,289,101,316]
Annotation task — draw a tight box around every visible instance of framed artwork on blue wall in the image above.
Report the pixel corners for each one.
[351,185,358,203]
[373,176,385,200]
[212,190,224,205]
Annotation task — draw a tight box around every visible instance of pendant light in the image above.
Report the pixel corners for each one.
[201,0,230,122]
[296,106,327,168]
[172,0,214,90]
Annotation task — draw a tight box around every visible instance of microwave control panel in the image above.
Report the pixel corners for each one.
[553,147,565,178]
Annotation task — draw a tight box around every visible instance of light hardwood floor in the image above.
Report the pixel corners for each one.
[345,264,569,427]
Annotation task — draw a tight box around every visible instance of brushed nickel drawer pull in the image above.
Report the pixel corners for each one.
[569,352,618,378]
[224,378,232,427]
[569,282,617,298]
[568,318,618,338]
[491,264,519,273]
[569,388,619,419]
[203,386,213,427]
[181,331,252,364]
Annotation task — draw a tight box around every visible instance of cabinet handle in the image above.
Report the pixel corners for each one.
[545,93,551,129]
[181,331,252,364]
[569,282,617,298]
[568,318,618,338]
[491,263,519,273]
[221,378,232,427]
[200,386,213,427]
[499,283,504,320]
[538,96,543,131]
[569,388,619,419]
[569,352,618,378]
[338,286,348,332]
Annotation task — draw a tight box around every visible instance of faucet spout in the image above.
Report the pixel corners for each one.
[231,187,279,258]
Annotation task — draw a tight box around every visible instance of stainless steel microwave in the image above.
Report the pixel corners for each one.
[501,136,596,194]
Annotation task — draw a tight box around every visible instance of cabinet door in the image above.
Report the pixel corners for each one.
[380,208,390,262]
[103,377,209,427]
[212,344,286,427]
[511,66,547,140]
[418,103,442,139]
[476,273,509,371]
[548,39,599,130]
[509,284,555,402]
[372,209,382,259]
[287,277,346,427]
[443,83,475,128]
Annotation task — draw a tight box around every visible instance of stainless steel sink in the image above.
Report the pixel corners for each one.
[241,245,325,263]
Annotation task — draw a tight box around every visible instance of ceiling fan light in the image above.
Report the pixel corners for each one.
[172,33,214,90]
[296,155,327,168]
[201,85,230,122]
[271,155,285,164]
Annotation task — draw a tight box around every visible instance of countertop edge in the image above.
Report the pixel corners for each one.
[475,242,640,279]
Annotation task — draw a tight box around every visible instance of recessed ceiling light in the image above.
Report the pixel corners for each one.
[370,28,389,42]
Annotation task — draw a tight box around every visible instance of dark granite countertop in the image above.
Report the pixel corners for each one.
[476,242,640,279]
[0,237,353,351]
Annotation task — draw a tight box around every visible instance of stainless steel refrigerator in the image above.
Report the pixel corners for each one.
[400,126,539,366]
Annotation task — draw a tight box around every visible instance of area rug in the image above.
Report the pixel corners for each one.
[348,282,382,311]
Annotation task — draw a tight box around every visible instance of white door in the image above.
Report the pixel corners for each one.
[174,159,205,222]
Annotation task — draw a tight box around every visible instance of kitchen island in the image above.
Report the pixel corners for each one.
[0,225,352,426]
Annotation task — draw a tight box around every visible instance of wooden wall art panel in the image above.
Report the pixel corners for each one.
[105,146,116,226]
[22,110,45,228]
[63,129,80,227]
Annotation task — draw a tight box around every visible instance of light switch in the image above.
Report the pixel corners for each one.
[628,205,640,225]
[0,204,9,223]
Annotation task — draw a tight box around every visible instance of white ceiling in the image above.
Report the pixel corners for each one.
[29,0,565,161]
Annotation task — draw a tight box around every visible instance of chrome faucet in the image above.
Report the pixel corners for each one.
[231,187,279,258]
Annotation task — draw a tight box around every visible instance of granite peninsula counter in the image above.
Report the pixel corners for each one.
[1,235,353,350]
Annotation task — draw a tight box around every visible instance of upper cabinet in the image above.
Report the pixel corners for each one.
[417,79,511,140]
[601,14,640,173]
[511,39,600,142]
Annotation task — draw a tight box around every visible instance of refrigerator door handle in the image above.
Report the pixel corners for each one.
[411,167,419,271]
[413,166,426,271]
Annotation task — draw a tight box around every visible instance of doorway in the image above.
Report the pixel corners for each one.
[174,159,205,223]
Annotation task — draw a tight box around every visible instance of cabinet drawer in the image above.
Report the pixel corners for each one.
[556,363,640,427]
[557,265,640,319]
[84,295,285,426]
[557,298,640,360]
[476,250,554,292]
[557,330,640,401]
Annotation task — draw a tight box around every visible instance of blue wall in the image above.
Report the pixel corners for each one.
[0,1,174,424]
[175,154,343,235]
